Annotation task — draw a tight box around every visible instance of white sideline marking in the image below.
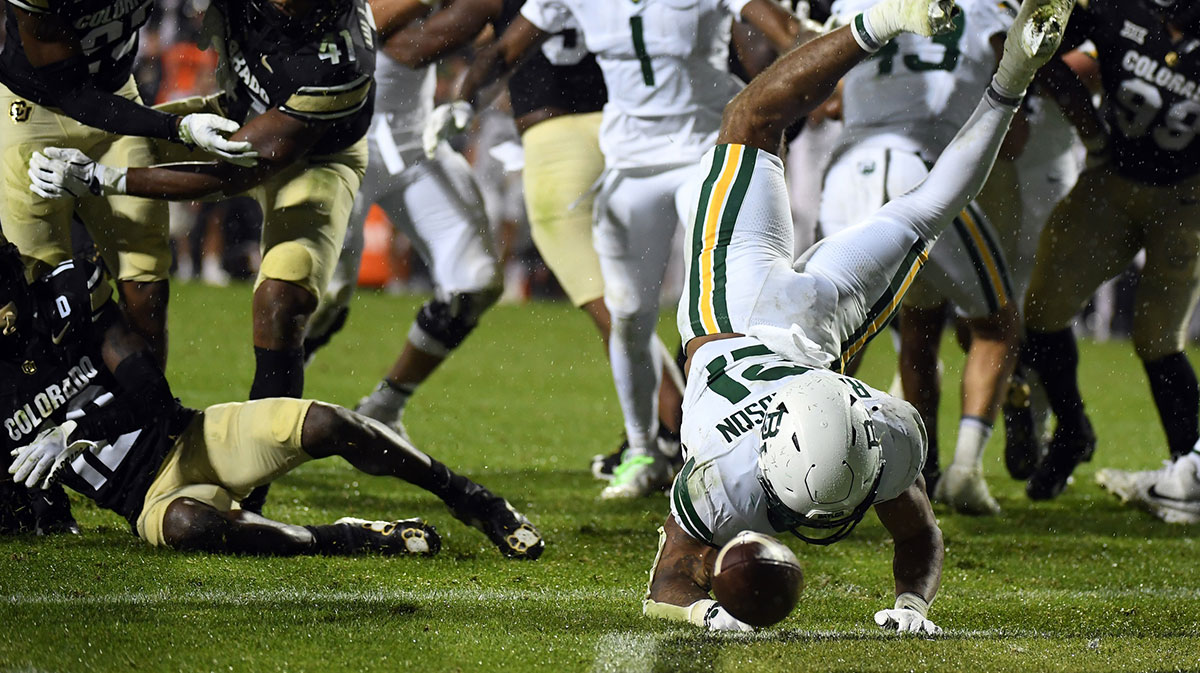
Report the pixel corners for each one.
[592,631,658,673]
[3,587,637,606]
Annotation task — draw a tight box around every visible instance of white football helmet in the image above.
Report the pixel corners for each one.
[756,372,885,545]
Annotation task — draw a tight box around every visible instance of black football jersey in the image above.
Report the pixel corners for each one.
[0,257,192,529]
[496,0,606,118]
[0,0,153,104]
[1066,0,1200,184]
[210,0,377,155]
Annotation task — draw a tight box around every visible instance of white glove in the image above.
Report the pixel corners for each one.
[422,101,473,158]
[29,147,127,199]
[702,603,755,633]
[8,420,97,490]
[178,114,259,167]
[874,592,942,635]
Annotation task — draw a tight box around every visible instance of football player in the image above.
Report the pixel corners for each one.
[1017,0,1200,514]
[0,240,544,558]
[0,0,255,364]
[433,0,808,500]
[819,0,1021,515]
[358,0,689,481]
[643,0,1072,631]
[27,0,377,512]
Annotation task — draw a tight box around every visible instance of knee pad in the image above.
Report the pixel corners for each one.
[410,286,501,356]
[260,241,317,294]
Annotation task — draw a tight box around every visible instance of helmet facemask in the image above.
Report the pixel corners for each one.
[755,373,886,545]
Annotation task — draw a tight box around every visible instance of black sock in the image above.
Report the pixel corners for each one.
[249,347,305,400]
[923,433,940,478]
[1023,329,1087,433]
[427,460,474,509]
[1143,352,1199,458]
[305,523,359,555]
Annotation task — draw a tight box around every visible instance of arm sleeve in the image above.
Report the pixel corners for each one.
[520,0,573,33]
[33,57,182,141]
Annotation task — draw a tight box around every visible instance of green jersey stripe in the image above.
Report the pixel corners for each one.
[689,145,729,336]
[672,459,713,544]
[711,146,758,333]
[966,202,1014,300]
[952,217,1001,314]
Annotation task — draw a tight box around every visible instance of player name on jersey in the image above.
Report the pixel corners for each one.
[715,393,777,444]
[1122,48,1200,102]
[4,356,101,442]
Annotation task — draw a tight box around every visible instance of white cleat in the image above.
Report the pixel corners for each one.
[1097,456,1200,524]
[354,391,413,444]
[934,464,1002,515]
[995,0,1076,91]
[600,451,674,500]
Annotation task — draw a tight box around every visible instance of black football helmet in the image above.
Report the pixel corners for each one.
[0,243,32,359]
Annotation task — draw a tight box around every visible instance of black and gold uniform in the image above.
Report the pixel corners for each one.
[0,0,171,281]
[1022,0,1200,498]
[1,250,191,531]
[0,245,319,545]
[157,0,377,300]
[497,0,609,308]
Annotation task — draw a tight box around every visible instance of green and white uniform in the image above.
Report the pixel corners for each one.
[670,337,925,547]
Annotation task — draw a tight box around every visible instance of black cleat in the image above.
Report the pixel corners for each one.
[1026,416,1095,501]
[1003,379,1042,480]
[334,517,441,556]
[450,485,544,560]
[591,440,626,481]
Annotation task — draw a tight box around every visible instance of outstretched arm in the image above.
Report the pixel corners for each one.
[381,0,502,68]
[872,477,945,633]
[718,25,869,153]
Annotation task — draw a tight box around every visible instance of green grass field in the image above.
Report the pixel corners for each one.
[3,282,1199,673]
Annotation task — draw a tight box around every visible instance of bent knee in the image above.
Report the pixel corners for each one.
[299,401,357,456]
[161,497,233,551]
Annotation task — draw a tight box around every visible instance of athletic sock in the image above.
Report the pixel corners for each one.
[305,522,359,555]
[923,431,941,478]
[249,347,305,399]
[364,379,416,416]
[426,460,472,506]
[951,416,994,469]
[1022,329,1087,434]
[1143,352,1200,459]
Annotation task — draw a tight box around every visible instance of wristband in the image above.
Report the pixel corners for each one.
[894,592,931,618]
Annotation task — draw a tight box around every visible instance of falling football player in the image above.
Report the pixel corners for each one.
[0,239,544,558]
[641,0,1074,632]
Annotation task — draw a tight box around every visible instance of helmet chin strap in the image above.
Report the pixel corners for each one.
[761,461,887,546]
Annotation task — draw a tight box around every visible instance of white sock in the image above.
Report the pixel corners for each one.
[951,416,993,469]
[367,380,415,417]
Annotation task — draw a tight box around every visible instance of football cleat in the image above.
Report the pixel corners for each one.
[334,517,441,556]
[1097,456,1200,524]
[1026,416,1095,500]
[592,430,682,481]
[934,464,1001,515]
[449,485,544,560]
[600,450,674,500]
[1003,378,1043,480]
[995,0,1076,92]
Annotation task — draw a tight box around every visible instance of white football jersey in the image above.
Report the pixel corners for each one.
[370,52,436,166]
[521,0,751,169]
[670,337,926,547]
[833,0,1015,155]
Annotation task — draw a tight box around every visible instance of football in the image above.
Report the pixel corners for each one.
[710,531,804,627]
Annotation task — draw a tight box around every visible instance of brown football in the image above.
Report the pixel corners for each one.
[710,531,804,627]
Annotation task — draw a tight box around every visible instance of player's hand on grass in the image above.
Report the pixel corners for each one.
[178,114,259,167]
[703,603,755,632]
[9,420,98,489]
[423,101,473,158]
[873,608,942,635]
[29,147,126,198]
